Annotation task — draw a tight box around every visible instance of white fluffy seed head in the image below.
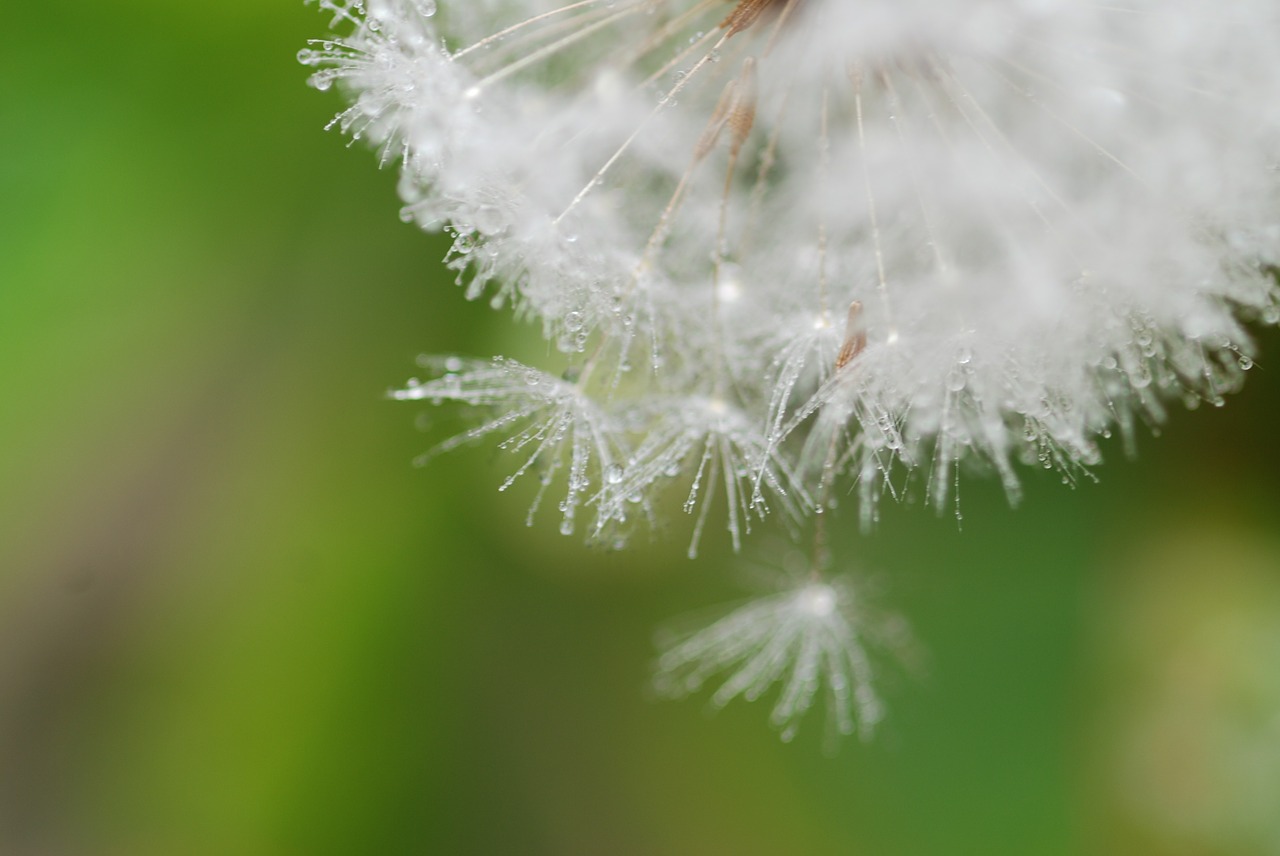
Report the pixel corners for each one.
[305,0,1280,533]
[305,0,1280,739]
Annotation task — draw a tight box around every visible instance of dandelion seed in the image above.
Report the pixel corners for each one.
[654,570,901,744]
[396,356,637,538]
[606,393,811,557]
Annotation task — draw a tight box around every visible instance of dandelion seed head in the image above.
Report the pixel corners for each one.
[307,0,1280,508]
[308,0,1280,734]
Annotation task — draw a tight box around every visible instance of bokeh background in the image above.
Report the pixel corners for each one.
[3,3,1280,854]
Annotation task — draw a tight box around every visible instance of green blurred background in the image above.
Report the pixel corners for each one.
[2,3,1279,854]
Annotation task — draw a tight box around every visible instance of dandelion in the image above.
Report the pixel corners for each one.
[304,0,1280,736]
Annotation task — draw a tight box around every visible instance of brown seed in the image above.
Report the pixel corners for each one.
[835,301,867,371]
[719,0,796,38]
[694,57,759,161]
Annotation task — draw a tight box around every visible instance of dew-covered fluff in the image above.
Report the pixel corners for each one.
[304,0,1280,536]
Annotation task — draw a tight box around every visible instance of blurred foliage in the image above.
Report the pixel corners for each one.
[1,2,1278,854]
